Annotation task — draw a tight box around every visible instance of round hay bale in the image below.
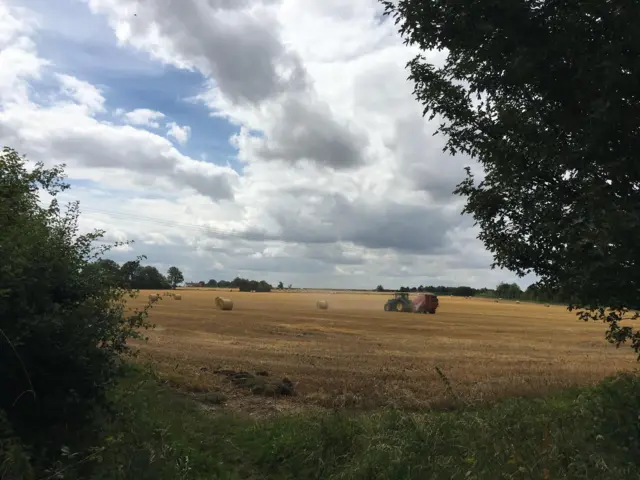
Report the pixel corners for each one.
[215,296,234,310]
[173,294,182,300]
[545,304,550,307]
[149,294,159,303]
[316,300,329,310]
[516,301,520,304]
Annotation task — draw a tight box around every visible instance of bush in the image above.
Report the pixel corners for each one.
[49,367,640,479]
[0,147,153,461]
[0,409,34,480]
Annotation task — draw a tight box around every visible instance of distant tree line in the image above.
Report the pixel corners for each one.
[86,258,184,290]
[376,284,486,297]
[375,283,572,304]
[204,277,273,292]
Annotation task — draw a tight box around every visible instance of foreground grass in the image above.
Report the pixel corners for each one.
[18,365,640,479]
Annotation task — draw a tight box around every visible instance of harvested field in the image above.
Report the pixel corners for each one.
[130,289,636,414]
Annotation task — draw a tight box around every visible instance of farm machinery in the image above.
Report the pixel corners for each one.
[384,292,438,314]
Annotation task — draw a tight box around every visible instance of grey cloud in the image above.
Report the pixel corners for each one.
[298,244,365,266]
[102,228,525,289]
[51,133,235,201]
[222,255,335,275]
[98,0,365,170]
[329,197,458,254]
[175,168,234,201]
[266,243,366,266]
[256,97,366,169]
[122,0,306,105]
[191,235,365,268]
[224,189,465,254]
[390,114,468,201]
[447,253,493,271]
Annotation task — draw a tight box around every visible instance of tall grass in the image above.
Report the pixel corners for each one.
[26,364,639,480]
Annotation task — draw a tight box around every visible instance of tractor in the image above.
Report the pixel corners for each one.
[384,292,438,314]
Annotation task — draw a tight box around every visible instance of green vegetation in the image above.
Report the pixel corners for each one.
[5,364,639,479]
[0,147,153,478]
[87,258,174,290]
[5,144,640,479]
[384,0,640,353]
[378,284,488,297]
[204,277,274,292]
[166,266,185,289]
[377,283,565,304]
[4,0,640,464]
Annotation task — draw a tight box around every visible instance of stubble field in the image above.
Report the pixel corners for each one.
[130,289,636,414]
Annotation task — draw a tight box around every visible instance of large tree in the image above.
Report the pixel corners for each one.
[166,266,184,289]
[383,1,640,354]
[496,283,523,301]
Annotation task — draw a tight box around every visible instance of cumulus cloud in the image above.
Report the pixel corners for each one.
[56,74,105,114]
[86,0,367,170]
[0,0,528,289]
[0,2,48,103]
[0,6,237,203]
[166,121,190,145]
[0,99,237,201]
[119,108,165,128]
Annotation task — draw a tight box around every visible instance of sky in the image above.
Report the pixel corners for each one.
[0,0,535,289]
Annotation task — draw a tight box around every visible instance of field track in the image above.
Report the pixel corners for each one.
[130,289,636,414]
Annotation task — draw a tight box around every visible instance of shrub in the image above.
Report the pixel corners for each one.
[0,147,153,457]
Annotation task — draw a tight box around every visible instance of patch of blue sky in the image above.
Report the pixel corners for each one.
[63,179,183,203]
[24,0,243,173]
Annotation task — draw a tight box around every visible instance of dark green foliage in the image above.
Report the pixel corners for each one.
[0,410,34,480]
[383,0,640,355]
[204,277,273,292]
[119,261,170,289]
[87,259,171,290]
[395,284,489,298]
[388,283,573,303]
[0,147,153,465]
[451,285,475,297]
[496,282,523,300]
[166,266,184,289]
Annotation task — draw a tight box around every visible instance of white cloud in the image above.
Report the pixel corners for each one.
[0,96,237,201]
[166,121,190,145]
[120,108,165,128]
[0,0,530,289]
[56,73,105,114]
[0,3,48,104]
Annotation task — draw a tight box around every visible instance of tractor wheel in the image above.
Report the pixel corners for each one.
[384,303,391,311]
[429,309,436,314]
[395,302,404,312]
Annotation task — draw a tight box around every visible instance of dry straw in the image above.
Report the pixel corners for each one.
[215,297,234,310]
